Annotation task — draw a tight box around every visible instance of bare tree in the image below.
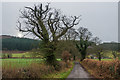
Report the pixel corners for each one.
[61,28,79,41]
[89,38,104,61]
[93,44,104,61]
[76,27,99,61]
[17,3,80,67]
[110,42,119,59]
[112,51,117,59]
[58,28,79,60]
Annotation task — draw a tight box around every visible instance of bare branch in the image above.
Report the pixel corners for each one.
[17,3,80,43]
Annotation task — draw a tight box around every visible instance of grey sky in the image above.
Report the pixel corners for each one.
[1,2,118,42]
[0,2,2,35]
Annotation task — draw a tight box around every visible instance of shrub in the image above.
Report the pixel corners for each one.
[59,61,66,70]
[2,53,7,58]
[62,51,71,62]
[21,55,26,58]
[81,59,120,79]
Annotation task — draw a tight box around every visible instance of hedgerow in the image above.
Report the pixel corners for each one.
[81,59,120,79]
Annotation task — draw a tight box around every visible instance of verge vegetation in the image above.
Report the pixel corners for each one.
[81,59,120,79]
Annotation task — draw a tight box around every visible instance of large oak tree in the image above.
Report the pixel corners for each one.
[17,3,80,67]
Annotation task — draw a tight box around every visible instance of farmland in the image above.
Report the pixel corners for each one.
[1,47,120,79]
[1,51,73,78]
[1,2,120,79]
[0,51,32,58]
[2,58,43,68]
[1,51,62,68]
[1,51,119,69]
[1,51,72,78]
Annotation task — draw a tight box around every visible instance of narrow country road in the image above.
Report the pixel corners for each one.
[66,62,93,80]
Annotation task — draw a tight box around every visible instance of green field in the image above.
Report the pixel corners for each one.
[1,51,44,68]
[0,52,33,58]
[0,51,116,69]
[1,58,61,68]
[2,58,43,68]
[12,53,30,57]
[93,59,112,61]
[1,52,61,68]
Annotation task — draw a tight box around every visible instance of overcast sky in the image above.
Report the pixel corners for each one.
[1,2,118,42]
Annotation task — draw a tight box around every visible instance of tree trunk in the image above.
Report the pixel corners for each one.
[112,51,117,59]
[45,52,57,65]
[81,54,86,61]
[98,52,101,61]
[73,55,76,60]
[80,50,87,61]
[98,56,101,61]
[44,42,60,71]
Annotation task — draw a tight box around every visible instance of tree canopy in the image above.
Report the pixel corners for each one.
[17,3,80,43]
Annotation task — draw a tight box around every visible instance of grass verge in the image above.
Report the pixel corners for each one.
[43,61,74,78]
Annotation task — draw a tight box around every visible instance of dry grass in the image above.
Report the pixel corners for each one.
[2,61,72,78]
[3,63,55,78]
[81,59,120,79]
[43,61,73,78]
[2,62,54,78]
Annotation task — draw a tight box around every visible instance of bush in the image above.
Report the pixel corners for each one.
[2,53,7,58]
[62,51,71,62]
[81,59,120,79]
[21,55,26,58]
[59,61,66,70]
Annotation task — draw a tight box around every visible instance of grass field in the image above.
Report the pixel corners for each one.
[12,52,30,57]
[2,58,43,68]
[1,51,62,68]
[0,52,32,58]
[1,58,61,68]
[93,59,112,61]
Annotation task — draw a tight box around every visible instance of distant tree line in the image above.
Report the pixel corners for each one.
[101,42,120,51]
[1,36,40,51]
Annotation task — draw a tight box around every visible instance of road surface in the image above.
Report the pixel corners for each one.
[67,62,93,80]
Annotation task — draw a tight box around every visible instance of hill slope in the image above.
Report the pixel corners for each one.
[0,35,40,51]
